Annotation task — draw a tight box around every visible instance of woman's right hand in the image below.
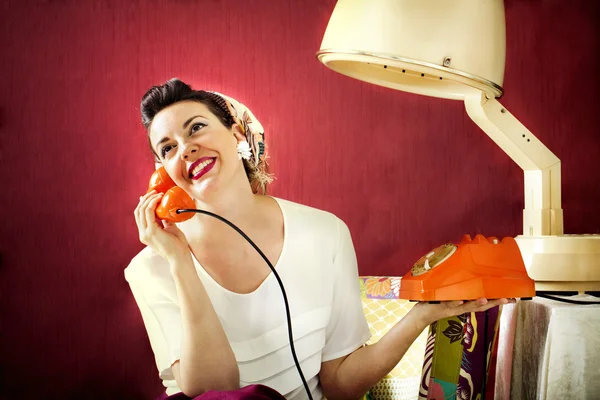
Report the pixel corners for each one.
[135,190,191,264]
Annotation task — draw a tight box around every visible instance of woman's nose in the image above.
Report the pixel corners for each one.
[182,147,198,160]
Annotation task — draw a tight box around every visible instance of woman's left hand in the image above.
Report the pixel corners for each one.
[412,298,516,328]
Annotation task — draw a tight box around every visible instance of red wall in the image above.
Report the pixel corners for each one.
[1,0,598,398]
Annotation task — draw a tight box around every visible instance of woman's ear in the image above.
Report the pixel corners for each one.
[232,123,246,142]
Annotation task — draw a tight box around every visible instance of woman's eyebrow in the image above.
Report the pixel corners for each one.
[182,114,207,129]
[155,137,170,152]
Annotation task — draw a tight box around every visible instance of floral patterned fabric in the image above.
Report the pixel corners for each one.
[418,308,501,400]
[360,276,401,299]
[359,277,428,400]
[358,277,501,400]
[209,92,266,167]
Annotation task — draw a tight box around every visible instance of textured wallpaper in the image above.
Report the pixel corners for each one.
[1,0,598,398]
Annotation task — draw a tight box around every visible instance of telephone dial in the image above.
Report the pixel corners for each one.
[399,234,536,301]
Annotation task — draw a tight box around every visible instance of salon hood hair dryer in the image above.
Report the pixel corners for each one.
[316,0,600,297]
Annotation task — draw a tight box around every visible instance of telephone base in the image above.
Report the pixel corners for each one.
[399,234,536,302]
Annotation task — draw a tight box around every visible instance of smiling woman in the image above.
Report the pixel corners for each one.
[124,78,511,400]
[141,80,273,195]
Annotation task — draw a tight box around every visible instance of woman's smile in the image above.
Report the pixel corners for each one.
[188,157,216,180]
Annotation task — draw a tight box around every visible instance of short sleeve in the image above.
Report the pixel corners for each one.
[124,249,183,381]
[321,218,371,362]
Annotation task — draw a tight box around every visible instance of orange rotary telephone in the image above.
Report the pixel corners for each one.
[399,234,536,301]
[147,167,196,223]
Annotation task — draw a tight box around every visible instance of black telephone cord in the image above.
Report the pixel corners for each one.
[177,209,313,400]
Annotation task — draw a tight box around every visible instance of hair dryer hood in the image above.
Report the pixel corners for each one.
[317,0,507,100]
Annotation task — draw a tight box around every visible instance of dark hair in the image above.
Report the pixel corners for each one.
[140,78,272,193]
[141,78,234,130]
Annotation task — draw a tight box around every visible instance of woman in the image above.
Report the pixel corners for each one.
[125,78,511,400]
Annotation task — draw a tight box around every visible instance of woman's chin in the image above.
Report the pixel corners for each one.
[189,179,221,203]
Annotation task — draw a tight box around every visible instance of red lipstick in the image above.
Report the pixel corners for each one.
[188,157,216,180]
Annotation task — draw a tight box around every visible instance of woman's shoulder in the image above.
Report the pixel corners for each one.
[271,196,351,241]
[272,196,345,227]
[124,246,172,286]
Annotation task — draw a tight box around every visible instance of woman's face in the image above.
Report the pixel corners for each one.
[148,100,245,200]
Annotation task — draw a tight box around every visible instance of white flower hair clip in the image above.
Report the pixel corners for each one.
[237,141,252,161]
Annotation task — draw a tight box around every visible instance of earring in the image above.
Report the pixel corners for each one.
[237,141,252,160]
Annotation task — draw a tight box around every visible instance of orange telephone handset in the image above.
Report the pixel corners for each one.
[147,167,196,223]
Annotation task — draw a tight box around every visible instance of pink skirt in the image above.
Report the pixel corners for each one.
[156,385,287,400]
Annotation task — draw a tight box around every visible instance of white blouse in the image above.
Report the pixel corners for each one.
[125,198,371,399]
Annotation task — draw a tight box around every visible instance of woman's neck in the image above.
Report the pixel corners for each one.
[179,177,266,243]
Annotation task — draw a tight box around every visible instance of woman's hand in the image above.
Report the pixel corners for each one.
[412,297,516,328]
[135,190,191,263]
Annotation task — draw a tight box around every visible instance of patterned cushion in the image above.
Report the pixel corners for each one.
[359,277,427,400]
